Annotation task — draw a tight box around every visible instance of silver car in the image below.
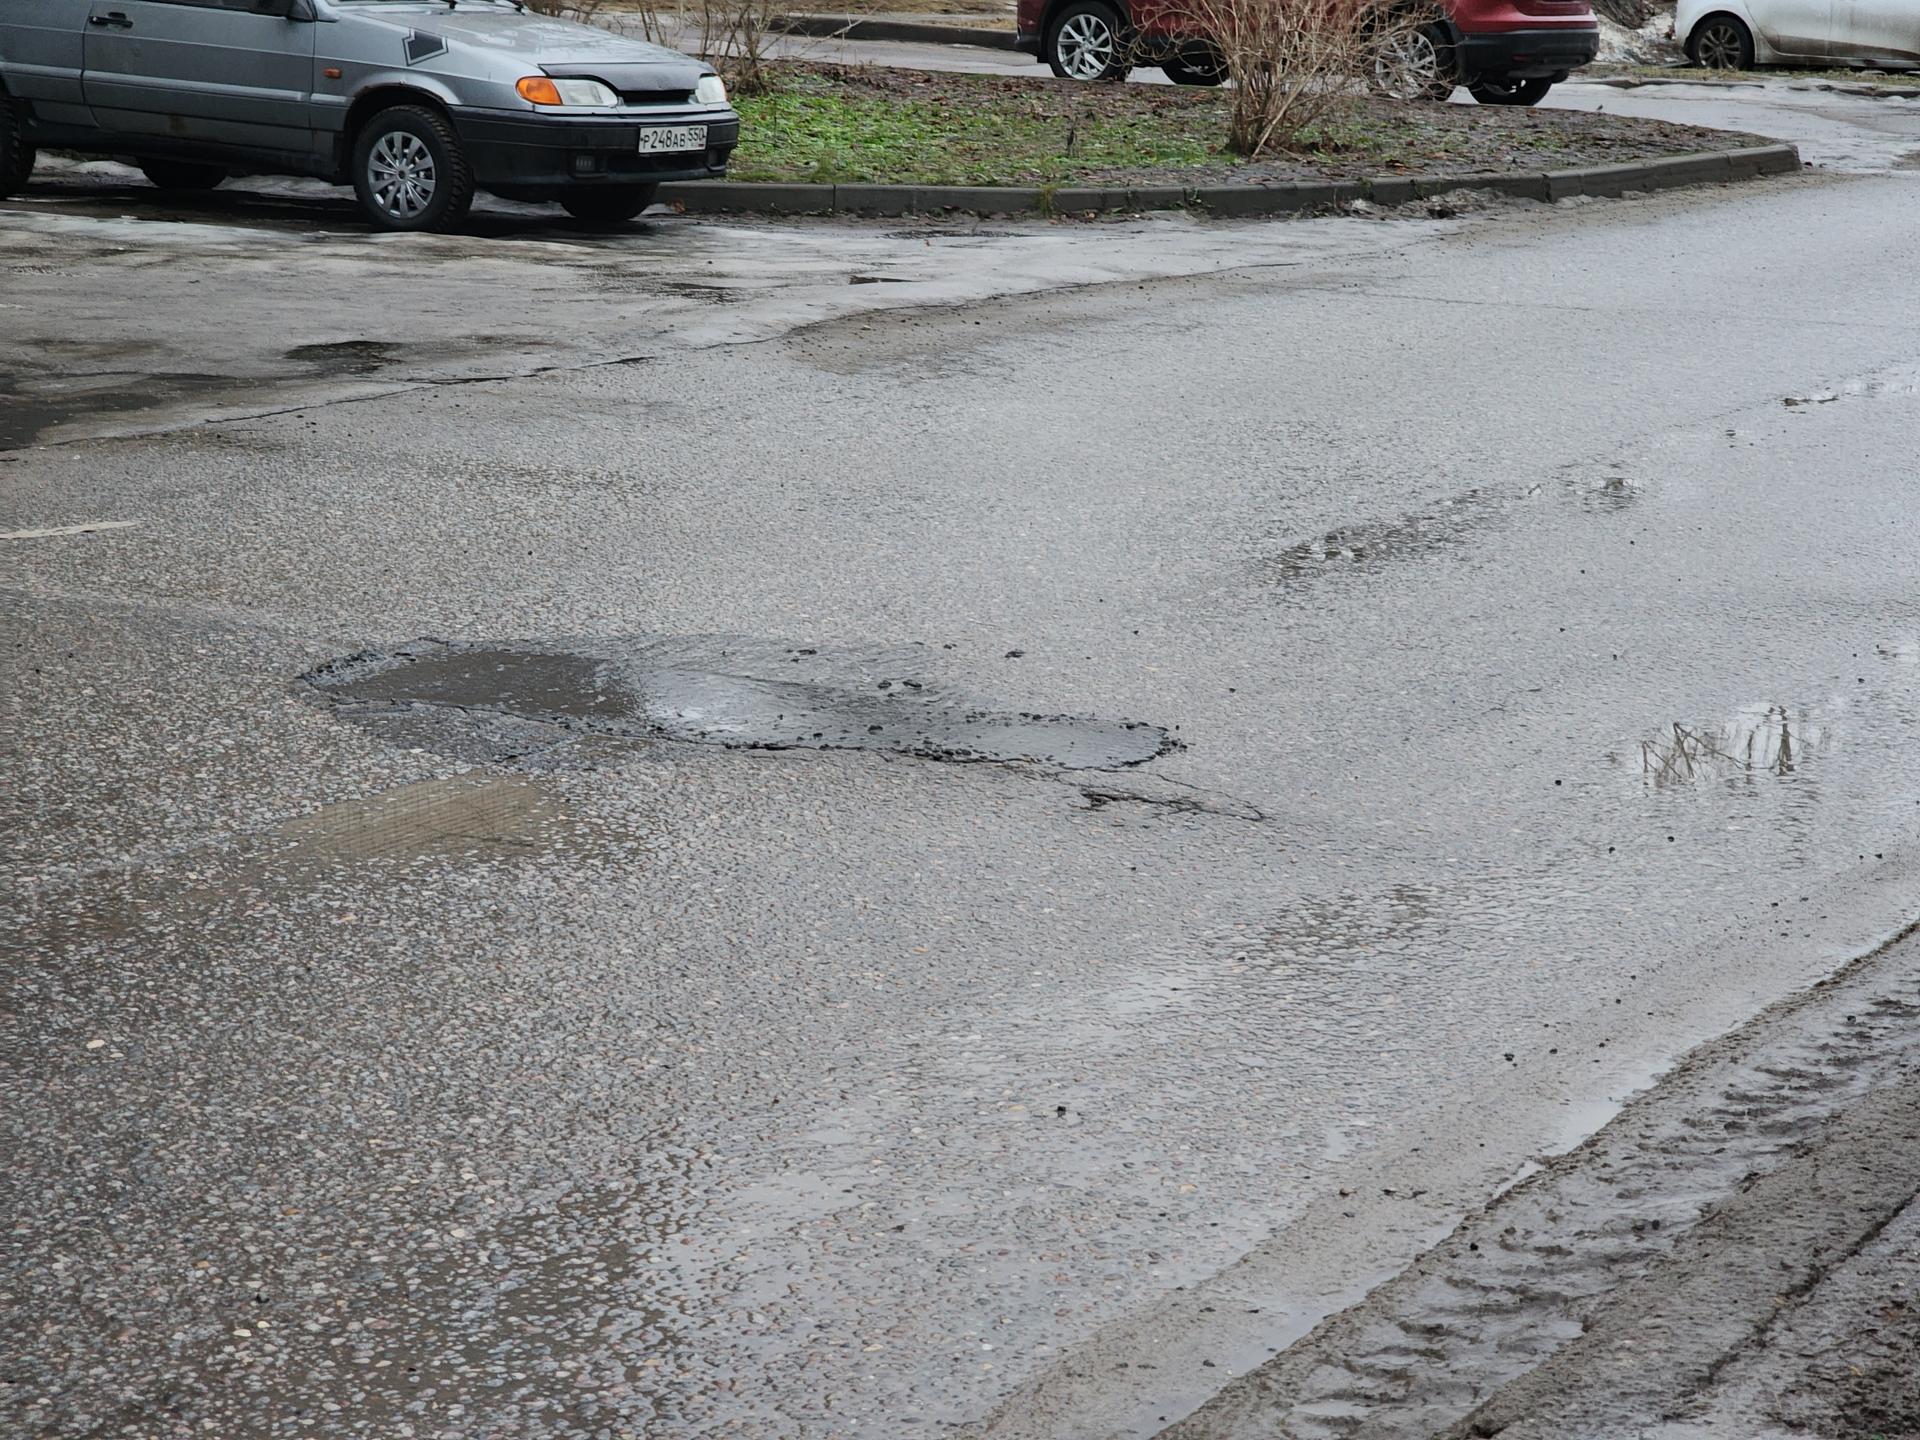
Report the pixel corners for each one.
[0,0,740,230]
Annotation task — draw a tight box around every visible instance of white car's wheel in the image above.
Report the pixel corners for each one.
[1689,13,1755,68]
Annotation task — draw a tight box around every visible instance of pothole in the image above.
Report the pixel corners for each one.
[883,228,1016,241]
[1266,487,1510,581]
[300,636,1173,770]
[284,340,403,374]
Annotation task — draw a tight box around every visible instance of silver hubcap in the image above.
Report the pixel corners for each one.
[1698,23,1743,67]
[1376,30,1441,99]
[1056,12,1118,80]
[367,131,437,221]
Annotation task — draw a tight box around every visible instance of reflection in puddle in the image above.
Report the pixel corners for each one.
[1629,704,1831,786]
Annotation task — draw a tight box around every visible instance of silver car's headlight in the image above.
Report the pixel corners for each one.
[694,74,728,106]
[516,76,619,107]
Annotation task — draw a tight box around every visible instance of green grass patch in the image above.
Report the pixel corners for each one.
[730,86,1226,185]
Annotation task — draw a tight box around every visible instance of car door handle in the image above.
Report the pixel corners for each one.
[89,11,134,26]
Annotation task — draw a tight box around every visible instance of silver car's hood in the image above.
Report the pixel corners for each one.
[329,3,711,84]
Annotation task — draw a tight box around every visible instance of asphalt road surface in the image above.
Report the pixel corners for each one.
[5,76,1919,1440]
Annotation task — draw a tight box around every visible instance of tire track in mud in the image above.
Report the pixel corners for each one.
[1162,925,1920,1440]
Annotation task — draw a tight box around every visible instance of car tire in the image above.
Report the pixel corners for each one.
[559,184,661,225]
[351,104,475,233]
[1162,48,1228,85]
[1688,12,1755,69]
[0,98,36,200]
[139,160,227,191]
[1371,22,1457,101]
[1046,0,1132,82]
[1468,76,1555,105]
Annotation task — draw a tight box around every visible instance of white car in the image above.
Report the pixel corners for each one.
[1677,0,1920,69]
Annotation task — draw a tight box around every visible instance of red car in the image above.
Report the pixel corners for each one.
[1015,0,1600,104]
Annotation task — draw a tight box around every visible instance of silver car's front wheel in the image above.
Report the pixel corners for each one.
[1047,2,1131,81]
[350,105,475,234]
[1372,26,1454,101]
[367,132,437,221]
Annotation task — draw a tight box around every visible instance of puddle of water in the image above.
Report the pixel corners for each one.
[1624,703,1833,787]
[19,773,613,954]
[302,636,1172,769]
[0,369,239,450]
[272,773,561,865]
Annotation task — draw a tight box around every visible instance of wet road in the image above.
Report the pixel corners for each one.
[5,82,1920,1440]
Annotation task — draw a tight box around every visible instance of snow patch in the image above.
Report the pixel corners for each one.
[1597,6,1682,63]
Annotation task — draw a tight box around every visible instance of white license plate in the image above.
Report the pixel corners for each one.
[637,125,708,155]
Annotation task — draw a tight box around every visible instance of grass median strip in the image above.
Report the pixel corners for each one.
[728,63,1773,188]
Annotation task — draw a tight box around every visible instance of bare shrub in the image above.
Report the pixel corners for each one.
[518,0,785,96]
[696,0,782,95]
[1154,0,1447,157]
[1592,0,1653,27]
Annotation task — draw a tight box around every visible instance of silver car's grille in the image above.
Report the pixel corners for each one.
[619,87,696,105]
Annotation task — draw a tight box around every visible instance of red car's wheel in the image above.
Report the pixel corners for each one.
[1047,1,1132,81]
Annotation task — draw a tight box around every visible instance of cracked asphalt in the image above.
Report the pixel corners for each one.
[5,82,1920,1440]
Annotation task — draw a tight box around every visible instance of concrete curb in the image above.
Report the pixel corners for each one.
[657,143,1801,218]
[770,14,1020,48]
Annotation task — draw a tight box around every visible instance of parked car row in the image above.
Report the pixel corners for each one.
[1018,0,1603,105]
[0,0,739,231]
[5,0,1907,233]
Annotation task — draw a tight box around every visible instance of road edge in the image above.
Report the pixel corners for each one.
[659,144,1802,218]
